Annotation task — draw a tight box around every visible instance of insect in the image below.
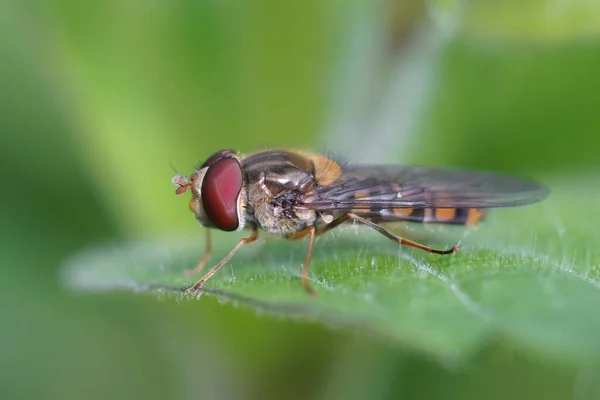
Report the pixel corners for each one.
[173,149,548,295]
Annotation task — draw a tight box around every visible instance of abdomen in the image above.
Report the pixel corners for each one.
[358,207,486,226]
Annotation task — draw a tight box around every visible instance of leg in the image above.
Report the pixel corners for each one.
[185,229,212,277]
[347,213,459,255]
[286,215,350,294]
[301,226,316,295]
[187,228,259,295]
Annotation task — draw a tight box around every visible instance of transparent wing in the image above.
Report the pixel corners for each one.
[300,165,549,211]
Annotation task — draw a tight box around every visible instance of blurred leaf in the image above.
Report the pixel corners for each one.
[63,174,600,366]
[9,0,349,234]
[429,0,600,42]
[416,40,600,174]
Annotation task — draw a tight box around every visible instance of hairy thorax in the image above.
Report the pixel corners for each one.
[246,181,316,236]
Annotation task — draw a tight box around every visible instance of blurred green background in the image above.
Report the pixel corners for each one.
[2,1,600,399]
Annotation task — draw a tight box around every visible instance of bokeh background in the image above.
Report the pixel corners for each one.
[2,1,600,399]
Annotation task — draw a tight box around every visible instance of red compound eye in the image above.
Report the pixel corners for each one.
[201,157,243,231]
[201,149,237,168]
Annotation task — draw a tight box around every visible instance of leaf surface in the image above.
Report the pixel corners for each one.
[62,175,600,365]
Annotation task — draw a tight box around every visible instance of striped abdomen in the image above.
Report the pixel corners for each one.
[359,207,485,226]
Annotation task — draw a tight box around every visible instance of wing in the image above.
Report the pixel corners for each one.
[299,165,549,211]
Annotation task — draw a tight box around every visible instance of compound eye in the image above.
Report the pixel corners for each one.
[201,157,243,231]
[201,149,237,168]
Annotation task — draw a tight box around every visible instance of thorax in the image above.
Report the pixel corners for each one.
[241,150,318,235]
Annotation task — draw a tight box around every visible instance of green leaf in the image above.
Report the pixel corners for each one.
[429,0,600,42]
[62,174,600,366]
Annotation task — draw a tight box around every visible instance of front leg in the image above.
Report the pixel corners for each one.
[187,227,259,295]
[185,229,212,277]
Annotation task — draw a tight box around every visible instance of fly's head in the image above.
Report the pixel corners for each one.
[172,149,247,232]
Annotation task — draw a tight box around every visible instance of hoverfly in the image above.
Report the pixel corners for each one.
[173,149,548,295]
